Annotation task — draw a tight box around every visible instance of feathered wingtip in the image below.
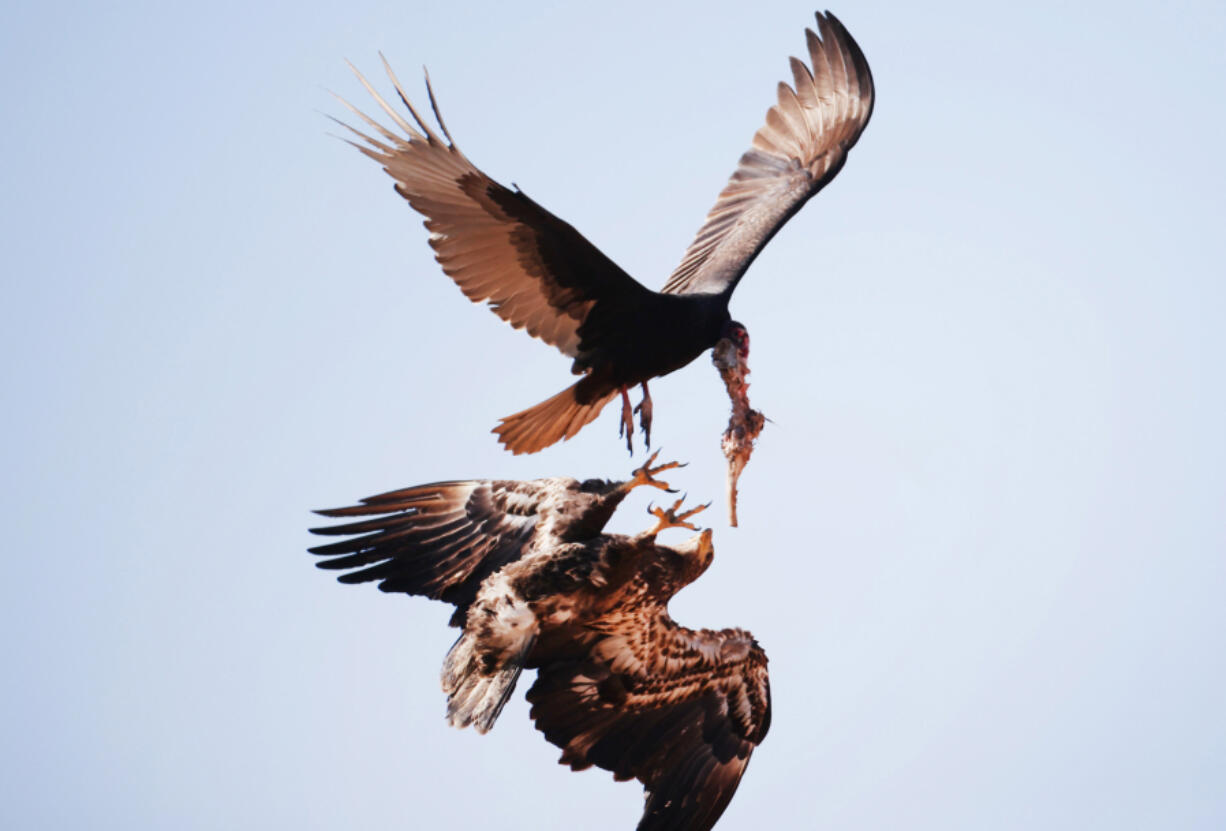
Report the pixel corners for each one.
[327,56,463,155]
[305,480,496,602]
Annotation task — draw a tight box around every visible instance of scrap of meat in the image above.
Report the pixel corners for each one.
[712,338,766,526]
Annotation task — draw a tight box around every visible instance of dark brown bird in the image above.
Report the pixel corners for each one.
[334,12,873,454]
[309,454,770,831]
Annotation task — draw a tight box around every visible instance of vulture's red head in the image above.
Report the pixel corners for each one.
[722,320,750,361]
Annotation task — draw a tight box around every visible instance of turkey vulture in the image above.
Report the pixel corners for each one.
[333,12,874,454]
[309,454,770,831]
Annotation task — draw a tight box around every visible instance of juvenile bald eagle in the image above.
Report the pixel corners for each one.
[332,11,874,454]
[309,454,771,831]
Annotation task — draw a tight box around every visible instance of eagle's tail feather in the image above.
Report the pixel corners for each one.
[493,382,617,455]
[442,594,539,733]
[444,662,525,734]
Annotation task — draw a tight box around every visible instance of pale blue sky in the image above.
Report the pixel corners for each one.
[2,1,1224,829]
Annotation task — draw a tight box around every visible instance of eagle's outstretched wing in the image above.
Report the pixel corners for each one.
[528,619,771,831]
[333,59,656,359]
[309,479,551,623]
[661,12,874,297]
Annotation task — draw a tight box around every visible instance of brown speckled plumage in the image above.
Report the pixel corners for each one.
[310,464,769,831]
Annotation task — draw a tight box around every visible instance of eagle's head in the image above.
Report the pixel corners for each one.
[673,528,715,585]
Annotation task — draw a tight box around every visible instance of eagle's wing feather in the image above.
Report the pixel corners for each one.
[335,59,656,359]
[528,617,770,831]
[661,12,874,297]
[309,479,555,620]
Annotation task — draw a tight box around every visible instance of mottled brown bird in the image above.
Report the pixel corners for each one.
[334,11,873,455]
[309,454,770,831]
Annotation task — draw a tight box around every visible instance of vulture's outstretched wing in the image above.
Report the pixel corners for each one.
[661,12,874,297]
[528,620,771,831]
[309,479,549,622]
[334,59,656,359]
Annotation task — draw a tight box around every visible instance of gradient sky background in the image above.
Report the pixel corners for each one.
[3,1,1224,829]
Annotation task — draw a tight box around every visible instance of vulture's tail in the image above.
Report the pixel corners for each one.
[493,382,616,455]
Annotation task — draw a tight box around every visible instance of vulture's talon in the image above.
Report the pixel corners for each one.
[633,382,653,448]
[618,385,635,455]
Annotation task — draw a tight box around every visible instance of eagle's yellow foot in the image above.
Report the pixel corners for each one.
[645,494,710,536]
[626,449,684,494]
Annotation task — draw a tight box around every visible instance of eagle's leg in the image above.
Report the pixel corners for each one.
[633,381,653,448]
[625,448,684,494]
[618,385,634,454]
[644,494,711,537]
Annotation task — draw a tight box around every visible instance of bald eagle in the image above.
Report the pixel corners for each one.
[309,454,771,831]
[332,11,874,454]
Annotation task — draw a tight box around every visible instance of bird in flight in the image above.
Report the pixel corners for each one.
[309,453,770,831]
[333,11,873,455]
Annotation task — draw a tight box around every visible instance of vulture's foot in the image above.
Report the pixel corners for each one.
[633,381,653,448]
[618,386,634,455]
[626,449,684,494]
[645,494,710,537]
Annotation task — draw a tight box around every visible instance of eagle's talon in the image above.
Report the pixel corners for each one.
[645,494,710,536]
[627,449,685,494]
